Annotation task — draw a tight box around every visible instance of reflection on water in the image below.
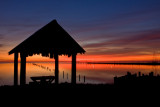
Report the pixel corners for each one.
[0,62,160,86]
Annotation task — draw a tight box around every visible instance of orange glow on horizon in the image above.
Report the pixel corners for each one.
[0,53,158,63]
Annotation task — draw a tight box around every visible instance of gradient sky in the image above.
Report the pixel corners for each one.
[0,0,160,62]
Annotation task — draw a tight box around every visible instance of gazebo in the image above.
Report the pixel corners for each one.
[8,20,85,86]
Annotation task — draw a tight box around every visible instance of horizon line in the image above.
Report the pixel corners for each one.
[0,60,159,63]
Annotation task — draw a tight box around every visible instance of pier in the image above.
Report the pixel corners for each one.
[114,72,160,86]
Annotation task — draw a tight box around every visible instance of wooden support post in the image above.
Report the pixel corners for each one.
[72,54,76,84]
[20,53,26,85]
[14,52,18,86]
[63,71,64,79]
[54,54,59,84]
[79,75,80,82]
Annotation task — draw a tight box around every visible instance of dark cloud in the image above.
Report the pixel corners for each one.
[0,34,3,39]
[0,34,4,47]
[0,23,40,28]
[0,23,41,34]
[83,29,160,56]
[87,47,152,56]
[0,44,3,47]
[83,30,160,48]
[0,19,43,35]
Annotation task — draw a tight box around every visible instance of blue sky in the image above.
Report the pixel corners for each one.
[0,0,160,61]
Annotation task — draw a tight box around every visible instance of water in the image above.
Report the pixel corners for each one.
[0,62,160,86]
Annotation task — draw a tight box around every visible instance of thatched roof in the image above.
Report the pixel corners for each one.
[9,20,85,57]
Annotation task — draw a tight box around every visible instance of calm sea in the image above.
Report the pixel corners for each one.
[0,62,160,86]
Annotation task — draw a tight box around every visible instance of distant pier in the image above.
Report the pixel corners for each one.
[114,72,160,86]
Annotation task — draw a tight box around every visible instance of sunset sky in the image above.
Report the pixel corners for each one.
[0,0,160,62]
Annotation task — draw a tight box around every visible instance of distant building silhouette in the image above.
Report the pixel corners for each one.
[9,19,85,86]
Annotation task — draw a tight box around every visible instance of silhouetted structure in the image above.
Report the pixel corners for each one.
[63,71,64,79]
[79,75,80,82]
[114,72,160,86]
[9,20,85,86]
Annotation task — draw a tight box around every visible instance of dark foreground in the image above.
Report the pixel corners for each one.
[0,83,159,107]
